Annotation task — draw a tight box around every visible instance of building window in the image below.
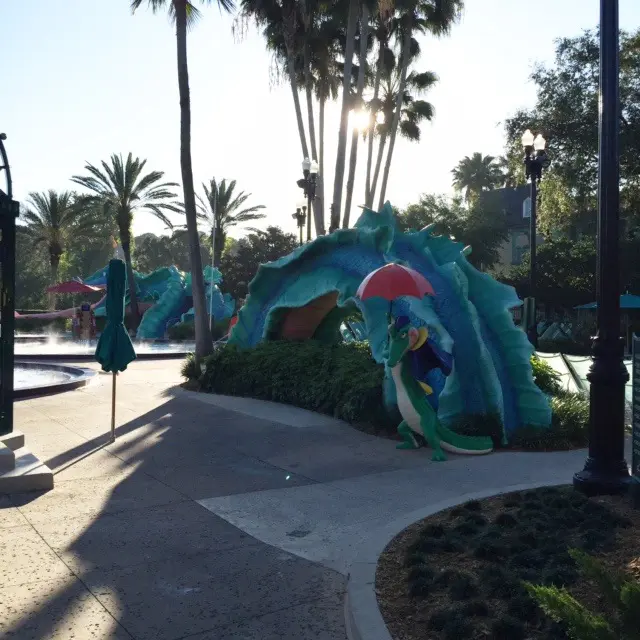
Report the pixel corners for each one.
[522,197,531,219]
[511,230,529,265]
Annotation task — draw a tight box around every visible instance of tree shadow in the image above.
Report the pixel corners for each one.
[4,388,344,639]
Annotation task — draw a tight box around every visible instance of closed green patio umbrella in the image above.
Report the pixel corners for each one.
[95,259,136,443]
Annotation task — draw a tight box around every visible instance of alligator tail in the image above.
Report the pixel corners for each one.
[436,423,493,455]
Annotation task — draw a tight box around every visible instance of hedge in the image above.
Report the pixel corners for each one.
[198,340,394,431]
[191,341,589,449]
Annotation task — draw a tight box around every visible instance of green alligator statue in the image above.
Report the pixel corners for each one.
[386,315,493,461]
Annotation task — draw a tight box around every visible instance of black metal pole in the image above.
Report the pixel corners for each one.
[574,0,630,496]
[528,175,538,348]
[0,133,18,437]
[306,190,312,242]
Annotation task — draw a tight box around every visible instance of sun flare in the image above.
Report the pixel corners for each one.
[350,110,371,131]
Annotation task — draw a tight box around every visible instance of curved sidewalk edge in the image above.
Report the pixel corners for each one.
[344,478,567,640]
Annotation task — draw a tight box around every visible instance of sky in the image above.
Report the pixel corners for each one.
[2,0,640,240]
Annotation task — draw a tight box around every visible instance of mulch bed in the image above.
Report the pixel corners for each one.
[376,485,640,640]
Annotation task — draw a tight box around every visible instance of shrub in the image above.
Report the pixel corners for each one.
[449,572,479,600]
[491,616,526,640]
[181,353,201,381]
[526,549,640,640]
[168,322,195,341]
[531,354,563,395]
[449,412,505,447]
[168,319,229,341]
[512,393,589,450]
[199,341,395,431]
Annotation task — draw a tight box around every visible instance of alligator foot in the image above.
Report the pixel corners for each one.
[396,421,420,450]
[431,450,448,462]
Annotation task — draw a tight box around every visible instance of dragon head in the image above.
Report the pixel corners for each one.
[387,315,427,367]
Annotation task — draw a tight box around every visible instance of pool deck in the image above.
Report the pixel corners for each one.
[0,360,620,640]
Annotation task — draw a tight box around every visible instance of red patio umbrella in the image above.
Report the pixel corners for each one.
[46,281,104,294]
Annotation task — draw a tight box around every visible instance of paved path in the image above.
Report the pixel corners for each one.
[0,360,603,639]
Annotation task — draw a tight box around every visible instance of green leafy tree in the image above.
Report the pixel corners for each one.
[451,152,504,203]
[15,233,50,310]
[131,0,235,359]
[133,233,175,273]
[71,152,179,329]
[504,28,640,233]
[219,226,299,299]
[197,178,266,268]
[396,193,508,269]
[502,237,596,310]
[20,190,95,309]
[134,230,211,273]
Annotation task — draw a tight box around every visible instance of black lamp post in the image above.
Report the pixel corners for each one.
[574,0,630,496]
[297,157,318,242]
[0,133,19,437]
[521,129,549,349]
[292,206,306,245]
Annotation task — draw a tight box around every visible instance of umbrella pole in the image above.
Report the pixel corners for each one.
[110,372,117,443]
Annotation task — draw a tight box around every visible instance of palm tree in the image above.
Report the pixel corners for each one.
[131,0,234,359]
[197,178,266,267]
[376,0,462,209]
[342,0,374,228]
[369,64,437,209]
[330,0,360,232]
[20,191,93,309]
[451,152,504,202]
[365,8,393,207]
[240,0,310,161]
[72,153,179,329]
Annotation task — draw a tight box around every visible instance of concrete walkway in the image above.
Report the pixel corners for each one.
[0,360,597,639]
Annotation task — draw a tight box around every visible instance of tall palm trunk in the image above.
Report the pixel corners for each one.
[120,235,140,330]
[365,38,384,207]
[49,256,60,311]
[175,0,212,359]
[370,131,387,206]
[343,4,370,228]
[214,227,224,268]
[378,27,411,211]
[287,54,310,159]
[304,52,324,235]
[316,96,326,235]
[330,0,360,232]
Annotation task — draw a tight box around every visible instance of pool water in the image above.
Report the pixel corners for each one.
[14,365,75,390]
[15,340,194,356]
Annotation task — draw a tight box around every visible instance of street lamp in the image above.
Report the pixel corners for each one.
[292,205,306,246]
[297,158,318,242]
[521,128,550,348]
[574,0,630,496]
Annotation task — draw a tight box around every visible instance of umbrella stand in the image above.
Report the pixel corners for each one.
[110,372,117,444]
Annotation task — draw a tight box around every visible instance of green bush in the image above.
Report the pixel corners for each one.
[169,319,230,341]
[168,322,195,341]
[181,353,201,381]
[526,548,640,640]
[513,394,589,450]
[198,340,395,431]
[531,354,563,395]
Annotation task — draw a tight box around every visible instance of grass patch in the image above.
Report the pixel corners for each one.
[376,486,640,640]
